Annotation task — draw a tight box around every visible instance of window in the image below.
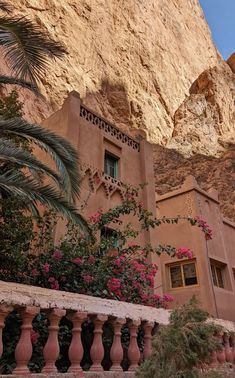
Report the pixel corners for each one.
[104,152,119,178]
[100,227,119,248]
[210,262,225,288]
[169,261,198,288]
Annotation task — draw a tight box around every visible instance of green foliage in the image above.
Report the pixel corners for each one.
[136,298,222,378]
[0,89,22,119]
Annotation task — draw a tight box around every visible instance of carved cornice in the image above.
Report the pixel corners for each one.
[80,105,140,152]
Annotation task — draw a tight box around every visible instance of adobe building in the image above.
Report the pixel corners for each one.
[156,176,235,321]
[42,91,235,321]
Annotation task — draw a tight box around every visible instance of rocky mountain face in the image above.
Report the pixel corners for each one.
[5,0,235,220]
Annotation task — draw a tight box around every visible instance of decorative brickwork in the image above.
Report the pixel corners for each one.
[80,106,140,152]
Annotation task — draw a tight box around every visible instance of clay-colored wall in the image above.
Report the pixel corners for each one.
[41,91,158,257]
[156,177,235,321]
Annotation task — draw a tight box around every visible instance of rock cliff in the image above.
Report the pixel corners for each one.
[4,0,235,220]
[8,0,220,142]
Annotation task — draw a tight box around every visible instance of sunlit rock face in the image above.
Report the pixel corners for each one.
[7,0,220,142]
[4,0,235,220]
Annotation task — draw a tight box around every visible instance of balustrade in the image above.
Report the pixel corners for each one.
[0,302,156,375]
[0,282,234,376]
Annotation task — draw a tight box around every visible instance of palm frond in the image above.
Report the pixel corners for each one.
[0,171,88,230]
[0,1,12,13]
[0,74,39,94]
[0,139,62,188]
[0,117,80,200]
[0,16,66,84]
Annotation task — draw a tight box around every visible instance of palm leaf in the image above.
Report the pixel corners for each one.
[0,117,80,200]
[0,74,39,94]
[0,171,88,230]
[0,16,66,84]
[0,139,62,188]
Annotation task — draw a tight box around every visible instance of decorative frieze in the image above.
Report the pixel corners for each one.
[80,105,140,152]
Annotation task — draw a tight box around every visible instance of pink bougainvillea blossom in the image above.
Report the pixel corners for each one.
[163,294,174,302]
[89,209,103,224]
[82,275,94,282]
[31,330,40,344]
[72,257,83,265]
[176,247,193,259]
[52,249,62,260]
[48,277,59,290]
[195,216,212,240]
[88,255,96,264]
[107,278,121,293]
[42,263,50,273]
[31,268,39,277]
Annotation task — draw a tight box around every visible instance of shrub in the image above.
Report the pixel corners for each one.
[136,298,222,378]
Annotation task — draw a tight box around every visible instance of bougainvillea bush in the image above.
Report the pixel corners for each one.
[0,187,212,308]
[0,187,213,374]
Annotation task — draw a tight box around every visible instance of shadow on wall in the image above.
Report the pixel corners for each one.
[81,79,143,135]
[153,143,235,222]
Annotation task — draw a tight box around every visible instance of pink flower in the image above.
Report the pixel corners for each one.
[163,294,174,302]
[31,269,38,277]
[82,275,94,282]
[176,247,193,259]
[141,293,148,302]
[146,275,155,288]
[89,209,103,224]
[60,275,66,282]
[132,260,146,272]
[153,294,161,301]
[195,216,212,240]
[113,256,125,267]
[51,280,59,290]
[107,278,121,293]
[88,256,96,264]
[72,257,83,265]
[31,330,40,344]
[52,249,62,260]
[48,276,55,283]
[134,282,142,290]
[42,263,50,273]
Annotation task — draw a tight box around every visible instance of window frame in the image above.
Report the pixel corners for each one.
[104,151,119,179]
[210,261,225,289]
[168,259,199,290]
[100,226,119,248]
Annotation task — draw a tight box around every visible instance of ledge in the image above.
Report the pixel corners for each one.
[0,281,169,324]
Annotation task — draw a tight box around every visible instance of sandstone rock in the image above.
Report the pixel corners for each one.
[6,0,220,144]
[227,52,235,73]
[153,144,235,222]
[167,61,235,157]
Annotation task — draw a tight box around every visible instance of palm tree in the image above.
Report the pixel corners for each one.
[0,2,87,228]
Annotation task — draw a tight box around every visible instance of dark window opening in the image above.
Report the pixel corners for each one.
[104,152,119,179]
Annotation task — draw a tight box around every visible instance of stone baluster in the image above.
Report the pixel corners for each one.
[90,314,108,371]
[230,333,235,363]
[68,311,87,376]
[0,305,13,358]
[209,351,218,368]
[216,331,226,364]
[223,332,233,363]
[127,320,141,371]
[143,321,154,360]
[110,317,126,371]
[13,306,40,376]
[42,308,66,373]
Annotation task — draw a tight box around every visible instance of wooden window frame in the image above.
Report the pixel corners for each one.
[210,261,226,289]
[168,259,199,289]
[104,151,119,179]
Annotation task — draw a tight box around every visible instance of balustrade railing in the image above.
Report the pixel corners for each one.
[0,281,234,376]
